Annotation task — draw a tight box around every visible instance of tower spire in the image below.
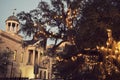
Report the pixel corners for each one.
[13,8,17,16]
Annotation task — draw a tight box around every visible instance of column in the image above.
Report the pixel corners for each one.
[33,50,35,65]
[38,50,40,65]
[15,23,19,33]
[6,22,10,32]
[46,70,48,79]
[6,23,8,32]
[16,25,18,33]
[10,23,12,32]
[15,23,17,33]
[49,58,52,80]
[11,23,14,32]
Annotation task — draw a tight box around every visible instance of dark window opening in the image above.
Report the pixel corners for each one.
[12,23,15,27]
[44,71,46,79]
[8,22,11,26]
[28,50,33,65]
[39,71,42,79]
[17,24,18,27]
[35,51,38,64]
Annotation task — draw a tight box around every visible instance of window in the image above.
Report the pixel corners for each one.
[8,22,11,26]
[40,52,43,56]
[44,71,46,79]
[40,51,44,56]
[35,50,38,64]
[12,23,15,27]
[13,50,17,61]
[21,52,24,63]
[48,73,49,79]
[28,50,33,65]
[17,24,18,27]
[39,71,42,79]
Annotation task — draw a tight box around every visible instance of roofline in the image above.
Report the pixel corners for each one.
[0,30,22,44]
[5,19,20,23]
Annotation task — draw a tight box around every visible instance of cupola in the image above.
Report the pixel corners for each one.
[5,12,19,34]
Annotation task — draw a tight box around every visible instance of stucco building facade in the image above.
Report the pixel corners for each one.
[0,14,52,79]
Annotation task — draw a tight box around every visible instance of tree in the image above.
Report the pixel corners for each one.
[0,49,13,77]
[17,0,120,80]
[17,0,83,50]
[76,0,120,49]
[17,0,120,50]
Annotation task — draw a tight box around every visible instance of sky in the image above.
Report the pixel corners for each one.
[0,0,57,45]
[0,0,40,30]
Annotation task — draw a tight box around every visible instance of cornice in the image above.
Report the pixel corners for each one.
[0,30,22,44]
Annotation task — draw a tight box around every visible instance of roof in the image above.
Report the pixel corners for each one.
[6,15,19,22]
[0,30,22,44]
[23,40,38,46]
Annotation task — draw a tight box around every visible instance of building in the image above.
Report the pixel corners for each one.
[0,14,52,79]
[0,14,23,78]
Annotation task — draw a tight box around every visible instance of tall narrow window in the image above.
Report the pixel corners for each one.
[21,52,24,63]
[48,73,49,79]
[13,50,17,61]
[8,22,11,27]
[12,23,15,27]
[35,50,38,64]
[39,70,42,79]
[28,50,33,65]
[12,23,15,31]
[44,71,46,79]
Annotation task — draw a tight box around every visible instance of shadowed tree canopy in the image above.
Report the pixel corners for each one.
[0,49,13,77]
[17,0,120,80]
[75,0,120,49]
[17,0,83,49]
[17,0,120,50]
[77,0,120,47]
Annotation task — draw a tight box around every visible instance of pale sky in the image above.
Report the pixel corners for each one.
[0,0,40,30]
[0,0,57,44]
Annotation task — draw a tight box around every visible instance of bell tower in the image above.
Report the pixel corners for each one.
[5,10,19,34]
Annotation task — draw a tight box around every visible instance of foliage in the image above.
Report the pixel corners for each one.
[17,0,120,49]
[0,49,13,76]
[17,0,120,80]
[17,0,83,49]
[77,0,120,49]
[54,49,120,80]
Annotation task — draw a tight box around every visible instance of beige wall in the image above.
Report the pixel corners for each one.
[0,30,52,79]
[0,30,24,77]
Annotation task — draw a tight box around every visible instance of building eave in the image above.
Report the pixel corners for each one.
[0,30,22,44]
